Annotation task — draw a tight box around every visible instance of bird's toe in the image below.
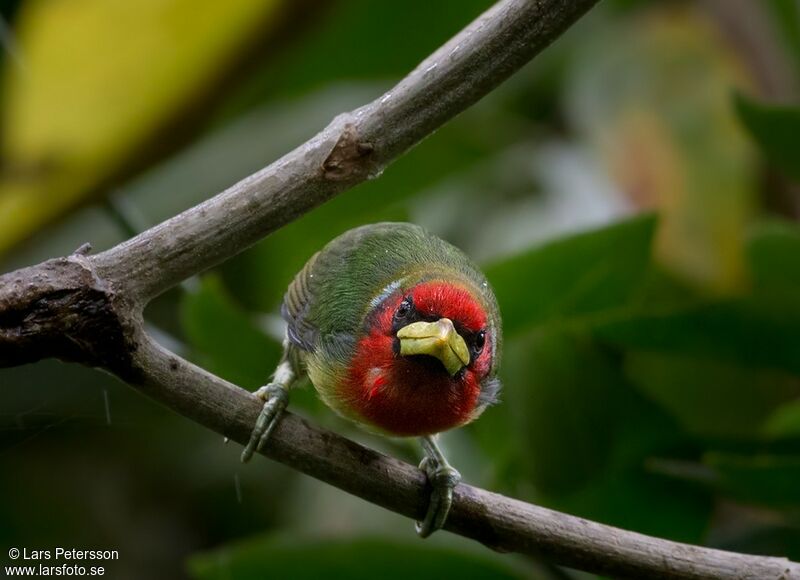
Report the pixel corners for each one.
[240,383,289,463]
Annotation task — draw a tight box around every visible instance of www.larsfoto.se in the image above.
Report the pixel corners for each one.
[5,563,107,577]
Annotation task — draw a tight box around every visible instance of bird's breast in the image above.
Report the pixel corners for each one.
[307,330,481,437]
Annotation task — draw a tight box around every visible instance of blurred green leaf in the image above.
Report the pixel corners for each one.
[706,453,800,508]
[486,215,656,336]
[554,467,711,544]
[735,94,800,182]
[592,219,800,436]
[765,0,800,69]
[718,522,800,563]
[764,400,800,439]
[482,328,708,541]
[626,352,800,439]
[593,299,800,376]
[187,535,527,580]
[500,331,620,494]
[181,275,280,391]
[748,220,800,295]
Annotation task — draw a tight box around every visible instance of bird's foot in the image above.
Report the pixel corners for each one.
[415,453,461,538]
[240,383,289,463]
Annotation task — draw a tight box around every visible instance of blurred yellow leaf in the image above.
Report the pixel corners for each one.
[567,6,758,292]
[0,0,284,255]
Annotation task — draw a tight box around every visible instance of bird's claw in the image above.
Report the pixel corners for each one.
[415,456,461,538]
[240,383,289,463]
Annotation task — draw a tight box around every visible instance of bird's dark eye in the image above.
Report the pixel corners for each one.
[473,329,486,353]
[391,297,416,332]
[395,297,412,319]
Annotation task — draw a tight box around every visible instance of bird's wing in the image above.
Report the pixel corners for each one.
[281,250,321,352]
[279,224,379,353]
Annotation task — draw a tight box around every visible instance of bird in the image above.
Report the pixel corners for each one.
[240,222,502,537]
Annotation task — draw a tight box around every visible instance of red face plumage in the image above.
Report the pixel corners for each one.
[409,282,487,333]
[344,281,493,436]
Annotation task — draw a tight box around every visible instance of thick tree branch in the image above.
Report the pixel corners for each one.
[1,0,798,579]
[91,0,599,304]
[130,334,798,580]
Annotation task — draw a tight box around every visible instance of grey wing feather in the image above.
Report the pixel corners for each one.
[281,251,320,352]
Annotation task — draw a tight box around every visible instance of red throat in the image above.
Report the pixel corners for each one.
[343,281,491,436]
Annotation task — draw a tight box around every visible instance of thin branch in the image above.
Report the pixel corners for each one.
[2,1,798,579]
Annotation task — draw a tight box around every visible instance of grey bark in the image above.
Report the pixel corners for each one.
[1,0,798,578]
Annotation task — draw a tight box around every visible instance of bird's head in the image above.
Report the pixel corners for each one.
[345,275,500,436]
[391,282,491,379]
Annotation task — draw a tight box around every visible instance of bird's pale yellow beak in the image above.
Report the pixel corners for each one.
[397,318,470,376]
